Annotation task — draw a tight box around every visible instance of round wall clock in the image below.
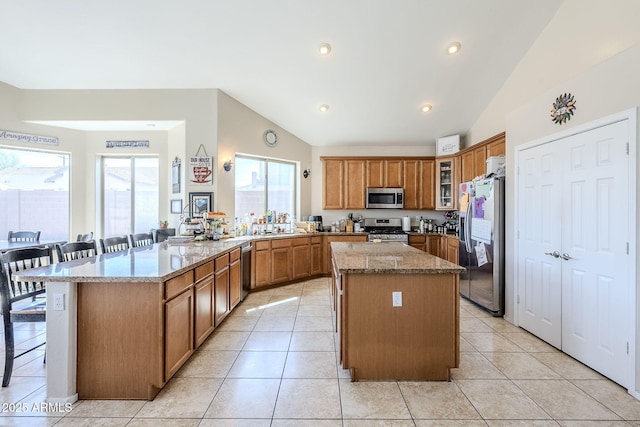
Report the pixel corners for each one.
[263,129,278,147]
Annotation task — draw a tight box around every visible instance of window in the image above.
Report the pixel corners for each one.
[0,146,70,240]
[234,155,296,220]
[101,157,159,237]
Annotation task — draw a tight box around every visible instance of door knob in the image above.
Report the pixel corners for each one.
[560,253,573,260]
[544,251,560,258]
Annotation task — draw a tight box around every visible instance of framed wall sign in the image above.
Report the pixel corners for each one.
[189,192,212,218]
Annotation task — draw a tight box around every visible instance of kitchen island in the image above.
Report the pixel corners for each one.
[13,238,251,402]
[331,242,465,381]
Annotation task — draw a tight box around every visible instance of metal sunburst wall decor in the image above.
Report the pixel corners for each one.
[550,92,576,125]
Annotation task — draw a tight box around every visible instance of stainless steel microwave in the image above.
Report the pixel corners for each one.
[366,188,404,209]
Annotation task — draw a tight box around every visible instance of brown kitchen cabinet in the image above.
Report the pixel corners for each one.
[292,237,311,279]
[322,158,345,209]
[271,238,292,284]
[253,240,271,287]
[435,157,457,210]
[194,261,214,348]
[164,270,195,380]
[365,159,403,188]
[229,248,241,310]
[420,159,436,209]
[460,150,474,183]
[408,233,426,251]
[486,132,506,157]
[214,253,230,326]
[310,236,323,275]
[446,236,459,264]
[345,159,366,209]
[473,144,487,180]
[403,160,420,209]
[427,234,441,256]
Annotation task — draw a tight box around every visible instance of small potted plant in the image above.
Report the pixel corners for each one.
[159,220,169,229]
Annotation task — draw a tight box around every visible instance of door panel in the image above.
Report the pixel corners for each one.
[518,119,630,388]
[560,121,629,387]
[517,142,562,348]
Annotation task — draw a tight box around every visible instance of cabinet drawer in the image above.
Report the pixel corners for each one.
[291,237,309,247]
[255,240,270,251]
[165,270,194,300]
[230,248,241,262]
[311,236,322,244]
[272,238,292,249]
[409,234,426,243]
[215,254,229,271]
[195,261,214,282]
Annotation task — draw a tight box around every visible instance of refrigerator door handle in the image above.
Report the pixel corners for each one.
[464,197,473,253]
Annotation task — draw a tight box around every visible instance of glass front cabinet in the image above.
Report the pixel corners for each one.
[435,157,458,210]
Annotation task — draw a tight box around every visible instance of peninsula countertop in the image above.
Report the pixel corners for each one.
[331,242,465,274]
[14,237,252,283]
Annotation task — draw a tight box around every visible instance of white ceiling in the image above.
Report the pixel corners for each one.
[0,0,562,146]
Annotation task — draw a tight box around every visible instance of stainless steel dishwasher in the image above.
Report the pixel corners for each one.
[241,242,252,300]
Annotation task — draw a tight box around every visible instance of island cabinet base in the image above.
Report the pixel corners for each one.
[77,281,165,400]
[339,273,459,381]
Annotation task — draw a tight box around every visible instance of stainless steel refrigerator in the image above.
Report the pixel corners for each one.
[458,177,505,316]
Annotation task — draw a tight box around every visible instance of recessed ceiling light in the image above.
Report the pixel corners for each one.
[319,104,330,112]
[318,43,332,55]
[420,104,432,113]
[447,42,461,55]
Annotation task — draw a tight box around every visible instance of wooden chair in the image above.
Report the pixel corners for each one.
[76,232,94,242]
[0,246,53,387]
[7,231,41,242]
[99,236,130,254]
[129,232,154,247]
[56,241,98,262]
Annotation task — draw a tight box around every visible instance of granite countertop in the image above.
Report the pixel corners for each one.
[14,238,252,283]
[331,242,465,275]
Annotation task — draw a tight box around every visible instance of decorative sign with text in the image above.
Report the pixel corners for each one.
[190,156,213,184]
[106,140,149,148]
[0,129,58,146]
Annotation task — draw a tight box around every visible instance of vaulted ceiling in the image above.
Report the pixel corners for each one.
[0,0,562,146]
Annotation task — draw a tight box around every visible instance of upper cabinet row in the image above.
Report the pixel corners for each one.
[321,157,435,210]
[321,132,505,211]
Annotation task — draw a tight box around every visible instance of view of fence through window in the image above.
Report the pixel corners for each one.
[234,155,296,223]
[0,146,70,241]
[102,157,159,237]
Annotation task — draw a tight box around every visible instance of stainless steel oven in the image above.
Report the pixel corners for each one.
[365,218,409,244]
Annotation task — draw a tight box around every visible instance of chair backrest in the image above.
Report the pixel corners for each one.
[0,247,53,307]
[76,232,94,242]
[99,236,130,254]
[56,241,98,262]
[7,231,41,242]
[153,228,176,243]
[129,232,154,247]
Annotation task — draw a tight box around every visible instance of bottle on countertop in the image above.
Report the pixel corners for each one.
[418,217,425,233]
[426,219,434,232]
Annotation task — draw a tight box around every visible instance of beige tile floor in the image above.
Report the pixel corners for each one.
[2,277,640,426]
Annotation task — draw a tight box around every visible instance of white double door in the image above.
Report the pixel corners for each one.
[517,119,631,387]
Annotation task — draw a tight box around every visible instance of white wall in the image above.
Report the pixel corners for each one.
[468,0,640,146]
[217,90,313,222]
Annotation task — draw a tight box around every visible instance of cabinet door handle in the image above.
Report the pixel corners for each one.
[560,253,573,260]
[544,251,560,258]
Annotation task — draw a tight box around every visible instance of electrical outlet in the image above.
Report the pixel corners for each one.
[53,293,65,311]
[392,291,402,307]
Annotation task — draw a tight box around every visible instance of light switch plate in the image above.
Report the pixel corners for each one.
[392,291,402,307]
[53,293,65,311]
